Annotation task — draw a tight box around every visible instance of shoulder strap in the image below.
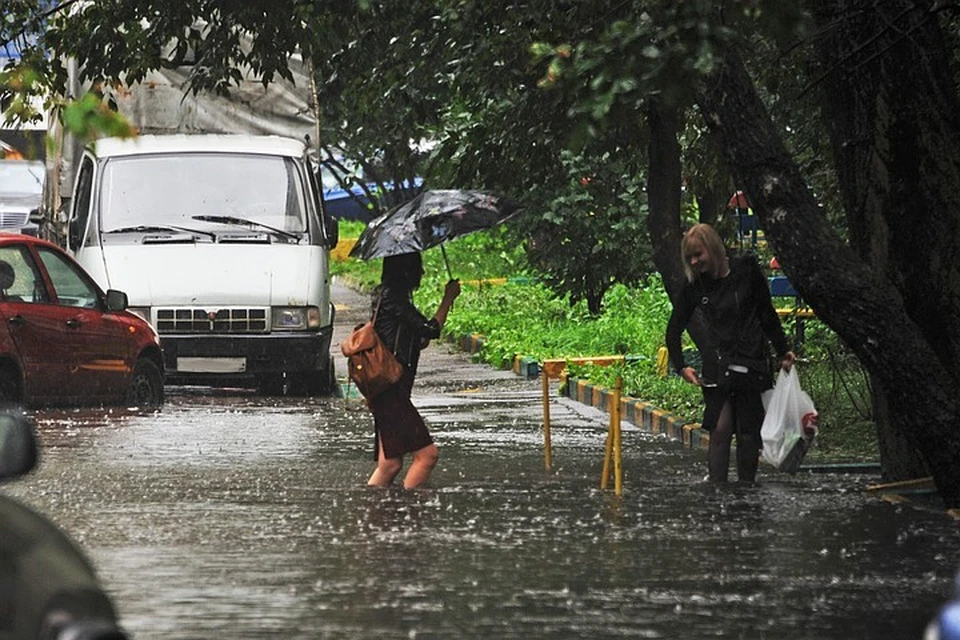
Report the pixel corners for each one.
[372,290,402,356]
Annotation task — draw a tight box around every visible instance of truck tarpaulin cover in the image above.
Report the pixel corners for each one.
[113,56,316,143]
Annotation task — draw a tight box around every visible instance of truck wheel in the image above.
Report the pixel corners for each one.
[287,360,337,397]
[256,374,285,396]
[125,359,164,410]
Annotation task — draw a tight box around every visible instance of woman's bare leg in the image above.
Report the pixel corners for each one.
[403,444,439,489]
[708,400,734,482]
[368,440,403,486]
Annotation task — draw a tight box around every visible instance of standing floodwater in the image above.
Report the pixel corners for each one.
[7,385,958,640]
[5,282,958,639]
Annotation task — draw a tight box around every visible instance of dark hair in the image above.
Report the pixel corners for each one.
[380,253,423,292]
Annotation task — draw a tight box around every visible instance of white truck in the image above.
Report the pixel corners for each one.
[60,63,340,395]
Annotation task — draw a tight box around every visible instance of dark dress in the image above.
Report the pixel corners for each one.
[665,254,789,431]
[367,286,441,460]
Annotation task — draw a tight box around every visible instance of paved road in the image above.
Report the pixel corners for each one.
[3,278,956,639]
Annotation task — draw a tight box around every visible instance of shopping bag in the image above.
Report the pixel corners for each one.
[760,367,818,473]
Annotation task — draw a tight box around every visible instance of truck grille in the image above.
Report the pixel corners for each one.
[0,208,30,228]
[155,308,269,334]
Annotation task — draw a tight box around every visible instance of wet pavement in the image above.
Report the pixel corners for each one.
[5,279,960,639]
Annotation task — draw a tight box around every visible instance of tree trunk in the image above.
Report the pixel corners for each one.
[646,98,685,300]
[871,373,929,480]
[809,0,960,481]
[695,47,960,508]
[645,98,710,349]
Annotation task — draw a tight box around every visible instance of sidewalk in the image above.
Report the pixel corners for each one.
[330,276,616,433]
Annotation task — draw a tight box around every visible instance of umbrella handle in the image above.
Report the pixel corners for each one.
[440,244,453,279]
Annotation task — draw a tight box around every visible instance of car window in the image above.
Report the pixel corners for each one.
[0,246,50,304]
[35,248,100,309]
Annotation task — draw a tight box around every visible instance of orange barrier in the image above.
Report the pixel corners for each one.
[540,356,626,495]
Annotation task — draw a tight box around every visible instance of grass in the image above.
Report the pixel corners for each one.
[333,221,878,463]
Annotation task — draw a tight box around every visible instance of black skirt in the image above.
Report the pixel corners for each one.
[367,370,434,460]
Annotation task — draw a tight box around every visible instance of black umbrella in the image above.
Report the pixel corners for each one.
[349,189,522,277]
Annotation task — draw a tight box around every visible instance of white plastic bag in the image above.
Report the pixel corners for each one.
[761,367,818,473]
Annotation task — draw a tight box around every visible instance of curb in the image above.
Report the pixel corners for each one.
[563,376,709,450]
[449,331,708,449]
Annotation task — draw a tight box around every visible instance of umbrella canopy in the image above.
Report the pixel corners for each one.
[349,190,522,262]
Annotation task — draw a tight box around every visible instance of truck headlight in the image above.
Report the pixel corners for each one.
[272,306,321,330]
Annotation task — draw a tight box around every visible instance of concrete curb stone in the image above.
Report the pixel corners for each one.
[449,331,710,451]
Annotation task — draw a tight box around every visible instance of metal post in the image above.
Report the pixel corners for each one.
[542,368,552,470]
[601,427,613,490]
[613,376,623,496]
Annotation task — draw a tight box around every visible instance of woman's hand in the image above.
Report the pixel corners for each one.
[434,279,461,330]
[680,366,700,386]
[443,279,461,302]
[780,350,796,372]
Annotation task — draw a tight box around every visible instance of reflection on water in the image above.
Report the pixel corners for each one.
[7,391,958,639]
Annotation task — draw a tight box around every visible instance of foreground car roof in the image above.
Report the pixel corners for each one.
[90,134,307,159]
[0,233,58,248]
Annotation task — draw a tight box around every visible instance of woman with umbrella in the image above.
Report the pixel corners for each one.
[367,252,460,488]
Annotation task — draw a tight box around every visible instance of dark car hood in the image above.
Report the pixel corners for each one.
[0,494,119,637]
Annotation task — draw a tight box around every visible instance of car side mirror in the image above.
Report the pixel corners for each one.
[0,411,38,481]
[29,207,44,224]
[105,289,128,312]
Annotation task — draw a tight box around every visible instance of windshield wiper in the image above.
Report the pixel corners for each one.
[191,215,300,241]
[106,224,216,239]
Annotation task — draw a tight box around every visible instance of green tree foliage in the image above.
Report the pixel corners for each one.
[524,149,652,314]
[6,0,960,505]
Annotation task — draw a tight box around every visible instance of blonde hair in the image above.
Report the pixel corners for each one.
[681,223,727,282]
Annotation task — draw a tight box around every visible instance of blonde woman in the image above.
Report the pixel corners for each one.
[665,223,795,482]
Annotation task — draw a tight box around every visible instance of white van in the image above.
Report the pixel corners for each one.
[65,134,339,395]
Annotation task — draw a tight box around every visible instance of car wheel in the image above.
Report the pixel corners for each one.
[125,359,164,410]
[0,364,21,406]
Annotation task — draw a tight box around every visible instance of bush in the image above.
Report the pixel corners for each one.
[334,220,877,462]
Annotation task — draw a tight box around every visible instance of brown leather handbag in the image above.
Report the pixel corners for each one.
[340,296,404,399]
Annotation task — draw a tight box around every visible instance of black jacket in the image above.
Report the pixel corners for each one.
[666,254,789,384]
[372,286,441,374]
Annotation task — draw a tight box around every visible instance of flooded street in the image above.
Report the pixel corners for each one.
[4,282,959,639]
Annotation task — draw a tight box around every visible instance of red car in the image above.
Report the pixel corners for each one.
[0,233,164,409]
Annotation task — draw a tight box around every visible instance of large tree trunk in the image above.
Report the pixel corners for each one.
[646,98,685,299]
[645,98,710,347]
[809,0,960,481]
[695,47,960,508]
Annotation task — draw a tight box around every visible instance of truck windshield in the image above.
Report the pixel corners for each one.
[98,153,309,234]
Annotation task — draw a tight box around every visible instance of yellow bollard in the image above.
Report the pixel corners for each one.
[542,367,552,470]
[613,376,623,496]
[601,377,624,494]
[601,428,613,490]
[656,346,669,378]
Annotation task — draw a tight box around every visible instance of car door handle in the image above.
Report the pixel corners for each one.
[8,315,24,327]
[66,318,80,329]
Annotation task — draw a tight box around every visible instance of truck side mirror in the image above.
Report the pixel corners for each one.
[326,215,339,249]
[68,218,81,251]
